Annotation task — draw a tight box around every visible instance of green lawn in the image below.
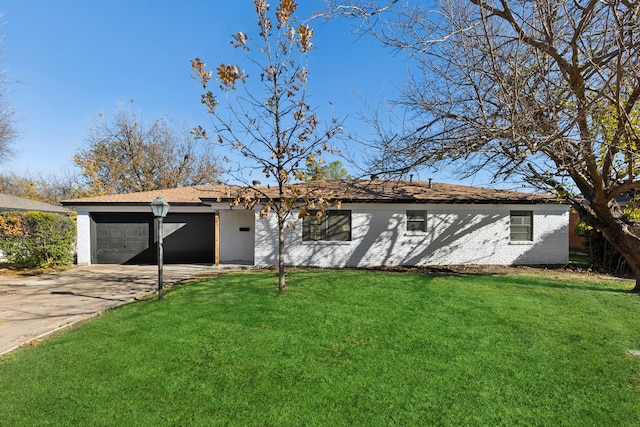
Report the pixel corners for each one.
[1,270,639,426]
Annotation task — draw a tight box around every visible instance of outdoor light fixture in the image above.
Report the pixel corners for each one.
[150,196,170,300]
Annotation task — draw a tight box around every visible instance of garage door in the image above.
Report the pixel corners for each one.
[92,213,153,264]
[91,213,214,264]
[163,213,214,264]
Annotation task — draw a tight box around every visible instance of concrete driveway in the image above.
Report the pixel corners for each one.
[0,264,237,356]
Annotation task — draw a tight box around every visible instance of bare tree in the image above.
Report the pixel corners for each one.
[0,22,17,164]
[0,92,14,164]
[192,0,342,292]
[0,170,82,204]
[73,103,222,195]
[326,0,640,290]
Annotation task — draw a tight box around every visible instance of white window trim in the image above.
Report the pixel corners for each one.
[510,210,533,242]
[406,210,428,234]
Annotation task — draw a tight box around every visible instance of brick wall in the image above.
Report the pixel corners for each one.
[75,211,91,265]
[568,210,587,253]
[218,209,255,263]
[254,203,569,267]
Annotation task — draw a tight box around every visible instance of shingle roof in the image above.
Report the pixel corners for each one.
[278,180,556,204]
[61,186,231,205]
[61,180,557,206]
[0,193,72,214]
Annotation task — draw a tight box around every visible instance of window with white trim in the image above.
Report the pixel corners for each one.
[302,210,351,241]
[510,211,533,241]
[407,210,427,232]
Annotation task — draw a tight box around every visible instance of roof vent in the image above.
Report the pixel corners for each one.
[252,180,261,186]
[428,178,433,188]
[410,174,414,183]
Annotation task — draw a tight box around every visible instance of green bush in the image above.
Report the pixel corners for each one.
[575,219,632,275]
[0,211,76,268]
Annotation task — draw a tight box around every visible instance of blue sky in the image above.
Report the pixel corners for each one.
[1,0,484,186]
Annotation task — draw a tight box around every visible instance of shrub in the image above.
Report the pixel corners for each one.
[0,211,76,268]
[575,219,631,275]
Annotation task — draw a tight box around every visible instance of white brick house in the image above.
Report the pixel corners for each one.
[62,180,569,267]
[252,203,568,267]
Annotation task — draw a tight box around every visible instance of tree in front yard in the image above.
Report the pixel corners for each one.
[191,0,342,292]
[325,0,640,290]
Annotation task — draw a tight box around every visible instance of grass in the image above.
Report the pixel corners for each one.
[1,270,639,426]
[569,252,592,267]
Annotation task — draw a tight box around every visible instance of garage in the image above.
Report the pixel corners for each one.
[91,213,214,264]
[162,213,215,264]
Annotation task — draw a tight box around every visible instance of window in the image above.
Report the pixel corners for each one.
[407,210,427,232]
[510,211,533,241]
[303,210,351,241]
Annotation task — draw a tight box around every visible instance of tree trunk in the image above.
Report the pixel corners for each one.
[277,214,287,293]
[596,215,640,293]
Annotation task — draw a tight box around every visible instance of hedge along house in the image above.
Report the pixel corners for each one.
[0,194,74,262]
[61,179,569,267]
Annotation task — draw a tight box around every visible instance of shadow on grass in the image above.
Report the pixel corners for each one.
[178,266,637,298]
[364,265,636,295]
[173,272,282,300]
[485,274,634,294]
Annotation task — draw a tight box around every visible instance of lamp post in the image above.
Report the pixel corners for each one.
[150,196,170,300]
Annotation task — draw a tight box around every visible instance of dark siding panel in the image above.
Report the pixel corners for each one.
[163,213,214,264]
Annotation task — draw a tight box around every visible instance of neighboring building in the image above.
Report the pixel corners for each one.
[61,179,569,267]
[568,209,587,253]
[0,193,71,214]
